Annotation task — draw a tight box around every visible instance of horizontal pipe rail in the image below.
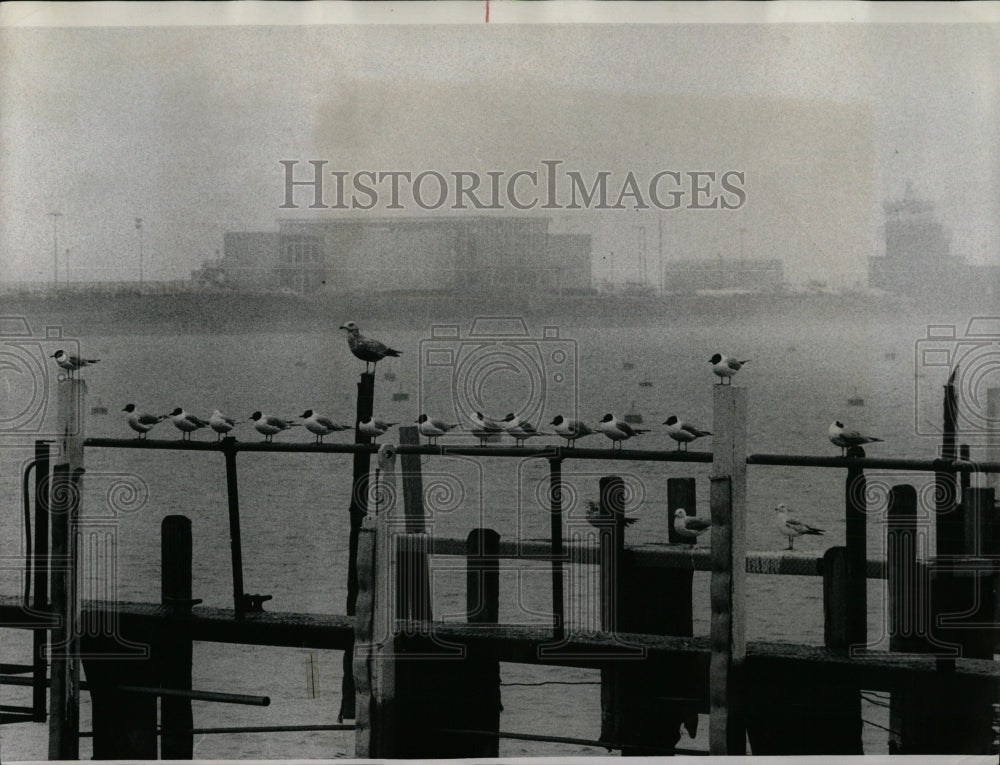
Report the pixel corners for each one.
[79,724,356,738]
[116,685,269,706]
[83,437,1000,472]
[439,727,707,756]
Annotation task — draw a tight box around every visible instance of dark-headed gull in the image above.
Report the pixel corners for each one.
[828,420,883,455]
[122,404,163,439]
[301,410,350,443]
[209,409,240,440]
[250,411,298,443]
[358,416,397,440]
[51,350,99,379]
[596,413,649,449]
[663,416,712,451]
[550,416,596,447]
[709,354,748,385]
[501,413,545,446]
[417,414,459,444]
[167,408,210,440]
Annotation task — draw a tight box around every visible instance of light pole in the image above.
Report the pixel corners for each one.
[135,217,144,289]
[48,212,62,288]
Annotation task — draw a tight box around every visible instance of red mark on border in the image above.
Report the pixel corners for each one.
[485,0,490,23]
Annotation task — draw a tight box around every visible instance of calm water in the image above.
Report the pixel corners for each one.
[1,300,991,758]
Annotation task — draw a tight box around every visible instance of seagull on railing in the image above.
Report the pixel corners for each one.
[249,411,298,443]
[709,353,748,385]
[673,509,712,542]
[828,420,883,455]
[122,404,164,439]
[550,415,596,447]
[774,503,824,550]
[301,410,350,443]
[166,408,210,440]
[596,413,648,449]
[209,410,240,440]
[339,321,401,374]
[501,413,545,446]
[663,416,712,451]
[470,411,504,445]
[417,414,459,445]
[51,350,99,379]
[358,416,397,440]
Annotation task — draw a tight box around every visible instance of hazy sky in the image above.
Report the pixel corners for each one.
[1,9,998,286]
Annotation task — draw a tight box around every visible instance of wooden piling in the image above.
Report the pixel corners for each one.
[598,475,626,746]
[341,371,375,724]
[987,389,1000,497]
[221,437,246,617]
[398,426,425,533]
[936,373,962,556]
[160,515,198,759]
[550,459,565,640]
[844,445,867,649]
[32,439,51,721]
[708,384,747,755]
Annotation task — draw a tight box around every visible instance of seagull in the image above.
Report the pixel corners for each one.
[301,410,350,443]
[595,413,649,449]
[774,503,825,550]
[673,509,712,542]
[709,354,749,385]
[249,411,298,442]
[586,499,638,529]
[166,407,210,440]
[50,350,99,379]
[122,404,164,439]
[417,414,459,444]
[828,420,884,455]
[209,409,240,440]
[358,416,397,440]
[339,321,402,374]
[550,415,596,447]
[501,413,545,446]
[663,416,712,451]
[470,411,504,445]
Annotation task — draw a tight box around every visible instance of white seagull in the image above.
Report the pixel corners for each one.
[249,411,298,443]
[828,420,884,455]
[586,499,638,529]
[166,407,210,440]
[673,508,712,542]
[774,503,825,550]
[417,414,459,444]
[663,416,712,451]
[595,413,649,449]
[50,350,99,379]
[709,354,749,385]
[300,410,350,443]
[470,411,504,445]
[550,415,596,447]
[501,413,545,446]
[209,409,240,440]
[122,404,164,439]
[358,416,397,440]
[339,321,402,374]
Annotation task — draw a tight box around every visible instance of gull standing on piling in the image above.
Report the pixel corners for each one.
[586,499,638,529]
[167,408,210,440]
[416,414,459,445]
[709,353,749,385]
[301,410,350,443]
[774,503,825,551]
[339,321,402,374]
[51,350,99,379]
[596,413,648,449]
[209,409,240,440]
[122,404,164,439]
[250,411,299,443]
[501,413,545,446]
[663,416,712,451]
[673,509,712,542]
[470,411,504,445]
[828,420,883,455]
[550,415,596,447]
[358,416,397,440]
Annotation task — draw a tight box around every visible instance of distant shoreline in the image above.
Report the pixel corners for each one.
[0,290,980,336]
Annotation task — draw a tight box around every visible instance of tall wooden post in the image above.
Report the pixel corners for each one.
[987,389,1000,497]
[598,475,626,745]
[550,458,565,640]
[341,372,375,724]
[844,446,867,649]
[709,384,747,755]
[398,426,425,533]
[32,439,52,721]
[936,373,961,556]
[48,378,85,760]
[221,437,246,617]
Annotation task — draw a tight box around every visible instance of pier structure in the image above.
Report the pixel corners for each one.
[1,375,998,757]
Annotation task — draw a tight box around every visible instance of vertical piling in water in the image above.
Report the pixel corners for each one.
[844,445,868,650]
[160,515,198,759]
[549,458,565,640]
[598,475,626,746]
[708,384,747,756]
[341,372,375,724]
[32,439,51,721]
[398,426,425,533]
[987,389,1000,497]
[936,373,961,556]
[221,437,246,618]
[48,378,85,760]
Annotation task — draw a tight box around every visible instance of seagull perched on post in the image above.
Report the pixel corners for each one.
[417,414,459,445]
[774,503,825,550]
[249,411,298,443]
[122,404,164,439]
[828,420,883,455]
[339,321,401,374]
[209,409,240,440]
[663,416,712,451]
[595,413,649,449]
[358,416,397,440]
[709,354,748,385]
[586,499,638,529]
[550,415,596,447]
[673,509,712,542]
[50,350,99,379]
[301,410,350,443]
[501,413,545,446]
[166,408,210,440]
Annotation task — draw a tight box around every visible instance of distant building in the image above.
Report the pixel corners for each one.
[222,217,591,296]
[662,257,783,293]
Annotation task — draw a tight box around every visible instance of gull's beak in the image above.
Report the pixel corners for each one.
[338,325,348,330]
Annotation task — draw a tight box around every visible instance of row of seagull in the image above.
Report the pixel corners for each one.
[124,405,358,443]
[587,501,824,551]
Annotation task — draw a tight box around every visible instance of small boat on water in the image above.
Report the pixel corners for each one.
[623,401,643,425]
[623,361,635,371]
[847,388,864,407]
[383,371,397,382]
[90,398,108,415]
[884,351,897,361]
[392,389,409,402]
[638,380,653,388]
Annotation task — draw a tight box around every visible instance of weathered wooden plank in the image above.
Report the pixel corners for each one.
[160,515,196,759]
